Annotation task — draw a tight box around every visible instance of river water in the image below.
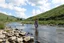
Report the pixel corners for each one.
[6,22,64,43]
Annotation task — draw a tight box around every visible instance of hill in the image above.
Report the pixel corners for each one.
[0,13,17,22]
[0,13,23,29]
[25,4,64,25]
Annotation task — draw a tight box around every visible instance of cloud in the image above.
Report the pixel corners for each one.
[32,9,42,16]
[0,10,12,16]
[15,11,27,18]
[30,0,51,16]
[14,7,26,12]
[0,11,7,15]
[52,0,64,7]
[6,0,27,6]
[52,0,64,4]
[0,0,28,18]
[27,0,40,6]
[0,0,5,3]
[28,0,64,17]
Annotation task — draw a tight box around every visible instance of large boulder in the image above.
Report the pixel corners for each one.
[19,32,26,36]
[24,36,31,42]
[17,37,23,42]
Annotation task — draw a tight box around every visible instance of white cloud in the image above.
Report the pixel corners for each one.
[32,9,36,16]
[31,0,51,16]
[28,0,64,17]
[0,11,12,16]
[15,11,27,18]
[14,7,27,18]
[0,0,27,18]
[27,0,38,6]
[7,0,27,6]
[14,7,26,12]
[0,0,5,4]
[32,9,42,16]
[8,13,12,15]
[0,11,7,15]
[52,0,64,4]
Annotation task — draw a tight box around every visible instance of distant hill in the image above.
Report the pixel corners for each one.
[26,4,64,25]
[0,13,22,22]
[0,13,23,29]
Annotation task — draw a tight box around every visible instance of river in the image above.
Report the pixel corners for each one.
[6,22,64,43]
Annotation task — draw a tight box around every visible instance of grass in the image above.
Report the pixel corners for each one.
[0,22,5,29]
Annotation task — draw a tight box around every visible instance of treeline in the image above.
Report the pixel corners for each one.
[39,14,64,21]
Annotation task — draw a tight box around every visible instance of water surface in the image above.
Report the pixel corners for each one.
[6,22,64,43]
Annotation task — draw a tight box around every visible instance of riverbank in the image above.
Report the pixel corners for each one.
[21,20,64,25]
[0,28,34,43]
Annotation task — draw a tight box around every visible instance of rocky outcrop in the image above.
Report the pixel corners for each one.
[0,29,34,43]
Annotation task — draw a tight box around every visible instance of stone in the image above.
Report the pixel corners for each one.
[0,30,4,34]
[14,33,19,37]
[20,32,26,36]
[2,31,7,34]
[0,39,3,42]
[30,37,34,39]
[17,37,23,42]
[6,33,12,37]
[0,34,5,39]
[5,39,10,43]
[24,36,31,42]
[10,36,16,41]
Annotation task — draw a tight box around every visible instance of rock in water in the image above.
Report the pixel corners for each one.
[19,32,26,36]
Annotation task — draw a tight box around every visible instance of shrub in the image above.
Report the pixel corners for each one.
[0,22,5,29]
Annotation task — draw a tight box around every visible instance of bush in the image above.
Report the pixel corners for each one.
[0,22,5,29]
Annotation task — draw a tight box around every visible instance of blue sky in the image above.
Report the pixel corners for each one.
[0,0,64,18]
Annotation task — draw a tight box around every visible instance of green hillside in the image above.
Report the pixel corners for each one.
[25,4,64,25]
[0,13,17,22]
[0,13,22,29]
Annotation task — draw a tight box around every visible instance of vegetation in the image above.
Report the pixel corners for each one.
[25,4,64,25]
[0,13,23,29]
[0,22,5,29]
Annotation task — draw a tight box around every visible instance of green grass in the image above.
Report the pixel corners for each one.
[0,22,5,29]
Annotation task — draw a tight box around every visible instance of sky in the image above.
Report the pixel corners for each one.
[0,0,64,19]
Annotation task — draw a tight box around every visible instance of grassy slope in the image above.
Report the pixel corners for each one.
[0,13,17,22]
[0,13,20,29]
[25,4,64,25]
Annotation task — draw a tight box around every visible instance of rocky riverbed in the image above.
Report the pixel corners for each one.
[0,28,34,43]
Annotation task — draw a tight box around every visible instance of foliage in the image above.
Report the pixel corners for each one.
[0,22,5,29]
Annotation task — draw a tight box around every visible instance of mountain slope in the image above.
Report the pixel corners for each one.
[26,4,64,25]
[0,13,17,22]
